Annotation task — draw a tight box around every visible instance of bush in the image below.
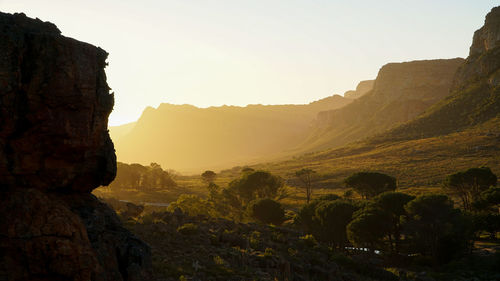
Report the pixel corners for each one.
[247,198,285,225]
[177,223,199,235]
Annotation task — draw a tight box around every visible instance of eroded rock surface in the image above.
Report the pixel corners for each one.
[303,58,464,151]
[0,12,152,281]
[0,12,115,192]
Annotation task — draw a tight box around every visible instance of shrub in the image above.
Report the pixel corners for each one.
[246,198,285,225]
[177,223,199,235]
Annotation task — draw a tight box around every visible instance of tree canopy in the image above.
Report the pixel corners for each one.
[344,172,397,199]
[246,198,285,225]
[228,170,285,204]
[444,167,497,211]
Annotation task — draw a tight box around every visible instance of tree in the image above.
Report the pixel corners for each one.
[201,170,217,184]
[295,168,316,203]
[109,162,176,190]
[295,196,339,235]
[313,200,357,250]
[444,167,497,211]
[168,194,214,217]
[347,207,392,252]
[228,170,286,204]
[247,198,285,225]
[344,172,397,199]
[374,192,415,252]
[404,194,473,264]
[472,186,500,212]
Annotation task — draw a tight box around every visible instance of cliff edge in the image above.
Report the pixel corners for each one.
[0,12,152,281]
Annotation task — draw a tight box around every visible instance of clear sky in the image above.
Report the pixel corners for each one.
[1,0,497,125]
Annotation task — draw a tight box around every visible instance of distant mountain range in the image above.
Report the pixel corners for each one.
[110,95,352,172]
[297,58,464,152]
[110,6,500,175]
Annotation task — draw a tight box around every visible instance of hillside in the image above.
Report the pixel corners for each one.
[297,58,464,153]
[243,7,500,201]
[111,95,352,173]
[376,6,500,143]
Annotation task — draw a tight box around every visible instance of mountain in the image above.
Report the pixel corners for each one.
[109,121,136,141]
[111,95,352,173]
[298,58,464,152]
[250,6,500,194]
[343,80,374,99]
[375,6,500,143]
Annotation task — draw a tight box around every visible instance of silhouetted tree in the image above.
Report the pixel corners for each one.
[228,170,286,204]
[444,167,497,211]
[201,170,217,184]
[295,168,316,203]
[374,192,415,252]
[347,206,392,252]
[404,194,473,264]
[110,162,176,190]
[247,198,285,225]
[344,172,397,199]
[313,200,357,250]
[472,186,500,212]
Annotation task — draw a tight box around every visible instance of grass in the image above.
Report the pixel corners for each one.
[94,117,500,210]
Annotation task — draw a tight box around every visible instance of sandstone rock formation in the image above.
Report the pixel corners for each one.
[379,6,500,141]
[300,58,464,151]
[343,80,374,99]
[0,12,152,281]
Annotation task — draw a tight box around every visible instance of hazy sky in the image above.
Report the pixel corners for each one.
[1,0,497,125]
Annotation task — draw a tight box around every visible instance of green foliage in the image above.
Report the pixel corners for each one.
[246,198,285,225]
[168,194,213,217]
[299,234,317,248]
[473,186,500,212]
[110,162,177,190]
[473,213,500,239]
[444,167,497,211]
[405,194,473,264]
[316,194,341,201]
[295,168,316,203]
[313,200,357,249]
[347,206,391,250]
[263,247,275,258]
[228,170,286,204]
[177,223,199,235]
[374,191,415,252]
[344,172,397,199]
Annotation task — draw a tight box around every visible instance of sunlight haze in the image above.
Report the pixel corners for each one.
[1,0,496,125]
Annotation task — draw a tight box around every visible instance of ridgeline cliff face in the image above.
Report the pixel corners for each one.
[111,95,352,173]
[300,58,464,152]
[379,6,500,142]
[343,80,374,99]
[0,12,152,281]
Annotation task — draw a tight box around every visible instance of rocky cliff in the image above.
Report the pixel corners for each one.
[111,95,352,173]
[0,12,152,281]
[378,6,500,142]
[343,80,374,99]
[299,58,464,152]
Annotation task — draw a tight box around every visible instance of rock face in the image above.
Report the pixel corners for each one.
[300,58,464,151]
[111,94,352,173]
[0,12,152,281]
[379,6,500,142]
[0,13,115,192]
[343,80,374,99]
